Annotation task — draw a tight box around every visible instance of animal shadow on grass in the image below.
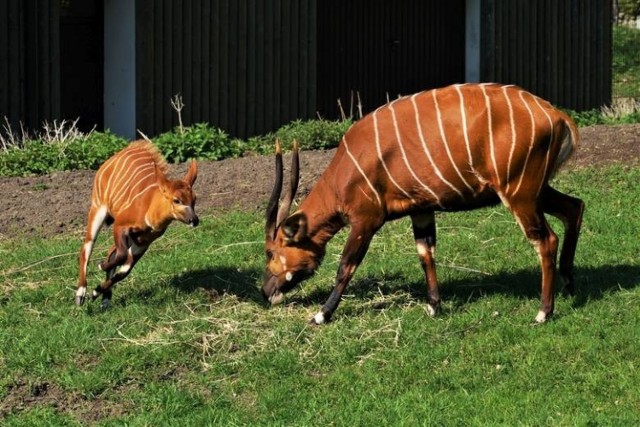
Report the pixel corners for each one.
[294,264,640,316]
[163,266,264,304]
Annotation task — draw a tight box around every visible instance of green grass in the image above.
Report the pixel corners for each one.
[613,24,640,99]
[1,166,640,425]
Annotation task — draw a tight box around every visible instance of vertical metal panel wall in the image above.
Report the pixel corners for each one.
[480,0,612,111]
[0,0,60,132]
[136,0,317,139]
[316,0,466,119]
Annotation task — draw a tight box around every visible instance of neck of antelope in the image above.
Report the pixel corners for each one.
[145,192,173,231]
[299,176,346,249]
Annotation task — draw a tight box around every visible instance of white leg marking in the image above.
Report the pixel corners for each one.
[416,240,429,256]
[313,312,326,325]
[92,289,99,298]
[427,304,437,317]
[76,287,87,298]
[535,310,547,323]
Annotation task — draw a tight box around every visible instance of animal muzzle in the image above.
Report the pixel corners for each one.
[262,274,285,305]
[181,207,199,227]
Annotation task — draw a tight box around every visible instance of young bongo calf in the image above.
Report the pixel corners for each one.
[76,140,198,308]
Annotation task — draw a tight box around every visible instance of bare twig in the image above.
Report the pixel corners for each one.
[171,93,185,135]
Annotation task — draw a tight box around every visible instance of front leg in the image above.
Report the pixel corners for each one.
[411,212,441,316]
[98,227,130,272]
[312,224,378,324]
[95,242,149,308]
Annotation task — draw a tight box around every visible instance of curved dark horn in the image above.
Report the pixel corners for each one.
[265,139,284,241]
[276,140,300,228]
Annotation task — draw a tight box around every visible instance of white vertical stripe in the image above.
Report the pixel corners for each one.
[100,146,147,204]
[432,89,475,194]
[512,90,537,197]
[454,84,475,170]
[342,136,382,206]
[389,100,443,207]
[480,84,501,187]
[373,110,415,202]
[117,174,159,213]
[111,162,155,206]
[532,96,554,197]
[411,93,464,198]
[502,86,517,193]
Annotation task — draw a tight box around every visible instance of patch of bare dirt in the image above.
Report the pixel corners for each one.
[0,379,136,423]
[0,124,638,239]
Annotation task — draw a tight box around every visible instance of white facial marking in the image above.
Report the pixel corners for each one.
[285,271,293,282]
[279,255,287,269]
[535,310,547,323]
[313,312,326,324]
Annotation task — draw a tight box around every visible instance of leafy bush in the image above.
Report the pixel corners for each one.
[153,123,238,162]
[273,119,352,151]
[0,131,126,177]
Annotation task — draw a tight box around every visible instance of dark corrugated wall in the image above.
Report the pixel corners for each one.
[136,0,317,139]
[480,0,612,111]
[0,0,60,132]
[316,0,466,119]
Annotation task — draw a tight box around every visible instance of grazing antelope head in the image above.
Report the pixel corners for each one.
[263,140,324,305]
[263,84,584,325]
[76,140,200,308]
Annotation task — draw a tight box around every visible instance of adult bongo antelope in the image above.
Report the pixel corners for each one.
[264,83,584,324]
[76,140,199,308]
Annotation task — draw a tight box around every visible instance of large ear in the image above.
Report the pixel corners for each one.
[184,160,198,187]
[281,212,308,244]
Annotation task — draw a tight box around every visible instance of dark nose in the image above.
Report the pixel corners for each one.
[190,215,199,227]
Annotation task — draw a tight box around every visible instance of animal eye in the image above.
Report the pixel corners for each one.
[265,250,273,260]
[173,198,182,205]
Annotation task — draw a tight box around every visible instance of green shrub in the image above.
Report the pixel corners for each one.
[273,119,352,151]
[154,123,237,162]
[0,119,352,177]
[0,131,127,177]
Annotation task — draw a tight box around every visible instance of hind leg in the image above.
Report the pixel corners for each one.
[508,198,559,323]
[76,205,108,306]
[92,226,129,306]
[541,186,585,295]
